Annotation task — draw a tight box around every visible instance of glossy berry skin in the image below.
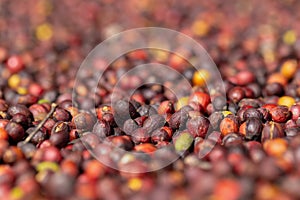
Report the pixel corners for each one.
[269,106,291,123]
[239,118,262,141]
[6,55,24,73]
[228,87,245,103]
[261,122,285,143]
[290,105,300,121]
[189,92,211,110]
[5,122,25,142]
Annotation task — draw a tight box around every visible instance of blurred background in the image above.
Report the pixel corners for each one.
[1,0,300,56]
[1,0,300,94]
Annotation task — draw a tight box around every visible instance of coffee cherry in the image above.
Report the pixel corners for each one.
[3,146,23,164]
[186,116,210,138]
[220,116,239,136]
[263,138,288,157]
[174,131,194,153]
[261,122,285,143]
[131,128,150,144]
[222,133,243,147]
[8,104,32,119]
[280,59,297,80]
[269,106,291,123]
[72,112,96,131]
[123,119,139,135]
[92,120,112,139]
[239,118,262,141]
[151,127,171,143]
[5,122,25,142]
[47,172,75,198]
[169,107,192,130]
[11,113,29,128]
[189,92,211,110]
[243,108,263,121]
[6,55,24,73]
[50,122,70,148]
[263,83,284,96]
[0,128,8,140]
[106,135,133,150]
[53,108,71,122]
[157,100,175,115]
[143,114,165,134]
[278,96,295,108]
[134,143,157,153]
[228,87,245,103]
[212,96,227,111]
[192,69,211,86]
[290,105,300,121]
[29,104,48,121]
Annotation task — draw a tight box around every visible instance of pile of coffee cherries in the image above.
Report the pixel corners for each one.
[1,0,300,199]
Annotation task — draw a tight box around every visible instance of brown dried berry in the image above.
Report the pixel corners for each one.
[92,120,112,139]
[123,119,139,135]
[261,122,285,143]
[11,113,29,127]
[30,129,47,145]
[237,106,253,122]
[72,112,96,131]
[50,122,70,148]
[8,104,32,119]
[143,114,165,134]
[239,118,262,141]
[194,138,215,159]
[212,96,227,111]
[5,122,25,142]
[186,116,210,138]
[222,133,243,147]
[169,106,192,130]
[243,108,263,121]
[151,128,171,143]
[113,100,140,126]
[53,108,71,122]
[131,128,150,144]
[209,112,224,130]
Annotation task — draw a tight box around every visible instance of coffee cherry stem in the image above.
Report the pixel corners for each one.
[23,103,58,144]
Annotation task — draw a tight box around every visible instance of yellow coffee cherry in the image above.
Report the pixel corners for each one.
[9,187,24,200]
[192,69,210,86]
[128,178,142,191]
[176,96,189,110]
[283,30,297,45]
[222,111,233,117]
[278,96,295,108]
[8,74,21,89]
[36,161,59,172]
[36,23,53,41]
[192,20,210,37]
[280,59,298,80]
[17,87,28,95]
